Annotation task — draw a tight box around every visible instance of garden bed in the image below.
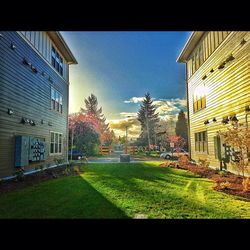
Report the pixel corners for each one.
[160,161,250,200]
[0,164,84,195]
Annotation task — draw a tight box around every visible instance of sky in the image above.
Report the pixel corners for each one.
[61,31,191,138]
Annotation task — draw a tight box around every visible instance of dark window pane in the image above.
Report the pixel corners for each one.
[50,143,54,153]
[59,144,62,153]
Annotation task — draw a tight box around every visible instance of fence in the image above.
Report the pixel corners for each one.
[99,145,112,155]
[125,146,138,155]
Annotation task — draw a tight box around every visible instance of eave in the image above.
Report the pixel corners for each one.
[47,31,78,65]
[177,31,205,63]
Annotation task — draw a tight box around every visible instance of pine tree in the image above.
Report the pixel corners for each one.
[175,110,188,148]
[137,93,159,146]
[80,93,110,144]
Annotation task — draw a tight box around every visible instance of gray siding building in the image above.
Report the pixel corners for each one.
[0,31,77,178]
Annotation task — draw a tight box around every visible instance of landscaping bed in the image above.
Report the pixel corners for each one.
[0,164,84,195]
[160,160,250,200]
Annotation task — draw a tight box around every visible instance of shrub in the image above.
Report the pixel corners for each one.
[198,158,210,168]
[13,168,25,182]
[242,177,250,192]
[219,181,231,190]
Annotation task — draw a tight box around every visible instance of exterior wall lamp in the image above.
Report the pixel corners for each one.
[230,115,238,123]
[222,116,229,124]
[202,75,207,80]
[10,43,16,50]
[212,118,217,122]
[7,108,14,115]
[204,120,210,125]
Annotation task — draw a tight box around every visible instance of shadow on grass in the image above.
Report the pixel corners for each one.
[0,175,129,219]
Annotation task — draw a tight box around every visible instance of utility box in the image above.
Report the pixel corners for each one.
[15,135,29,167]
[29,137,46,162]
[120,154,130,163]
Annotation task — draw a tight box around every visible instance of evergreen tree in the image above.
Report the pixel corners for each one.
[81,93,109,137]
[175,110,188,148]
[137,93,159,146]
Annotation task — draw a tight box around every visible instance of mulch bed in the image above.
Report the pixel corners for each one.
[160,161,250,200]
[0,165,84,195]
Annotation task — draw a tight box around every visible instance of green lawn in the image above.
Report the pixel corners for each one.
[0,162,250,218]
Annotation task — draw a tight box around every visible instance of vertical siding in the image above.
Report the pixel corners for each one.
[17,31,69,82]
[187,31,250,172]
[0,32,70,178]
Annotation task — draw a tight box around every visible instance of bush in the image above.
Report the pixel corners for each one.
[242,177,250,192]
[13,168,25,182]
[219,181,231,190]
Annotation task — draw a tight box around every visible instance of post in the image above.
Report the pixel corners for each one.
[71,128,74,161]
[125,125,128,154]
[145,109,151,153]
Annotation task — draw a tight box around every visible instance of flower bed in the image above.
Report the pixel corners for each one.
[160,159,250,200]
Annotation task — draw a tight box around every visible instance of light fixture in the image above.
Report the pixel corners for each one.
[202,75,207,80]
[210,69,214,73]
[230,115,238,123]
[22,58,29,66]
[48,76,53,83]
[245,105,250,112]
[204,120,209,125]
[218,62,226,70]
[7,108,14,115]
[10,43,16,50]
[212,118,217,122]
[29,120,36,126]
[240,38,246,45]
[21,117,29,124]
[31,66,38,73]
[225,55,235,63]
[222,116,229,124]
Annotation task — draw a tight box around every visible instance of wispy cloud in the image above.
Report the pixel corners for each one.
[124,97,147,103]
[124,96,187,120]
[108,116,140,138]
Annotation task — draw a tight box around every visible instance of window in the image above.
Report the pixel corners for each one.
[193,85,207,113]
[51,46,64,76]
[51,87,63,114]
[50,132,63,154]
[195,131,207,153]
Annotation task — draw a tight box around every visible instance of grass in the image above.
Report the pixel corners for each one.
[0,162,250,218]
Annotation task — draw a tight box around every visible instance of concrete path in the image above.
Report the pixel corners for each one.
[87,151,162,163]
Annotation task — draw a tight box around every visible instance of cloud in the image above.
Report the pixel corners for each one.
[119,112,138,117]
[124,97,146,104]
[108,117,141,138]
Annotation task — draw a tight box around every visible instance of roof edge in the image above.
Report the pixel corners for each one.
[47,31,78,65]
[177,31,205,63]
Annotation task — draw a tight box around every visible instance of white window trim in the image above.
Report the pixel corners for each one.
[49,131,63,156]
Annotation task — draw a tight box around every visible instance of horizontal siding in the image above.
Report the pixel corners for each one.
[0,31,69,178]
[187,31,250,172]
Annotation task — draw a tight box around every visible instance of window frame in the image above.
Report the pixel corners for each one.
[51,87,63,114]
[50,131,63,155]
[195,131,208,153]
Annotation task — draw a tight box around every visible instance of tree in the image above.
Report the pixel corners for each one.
[73,121,100,156]
[80,93,108,132]
[80,93,112,145]
[175,110,188,149]
[219,124,250,191]
[137,93,159,147]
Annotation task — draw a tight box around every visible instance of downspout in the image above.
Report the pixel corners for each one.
[185,63,192,160]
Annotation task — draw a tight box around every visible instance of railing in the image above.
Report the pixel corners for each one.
[99,145,112,155]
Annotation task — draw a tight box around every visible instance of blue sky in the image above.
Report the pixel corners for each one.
[61,31,191,137]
